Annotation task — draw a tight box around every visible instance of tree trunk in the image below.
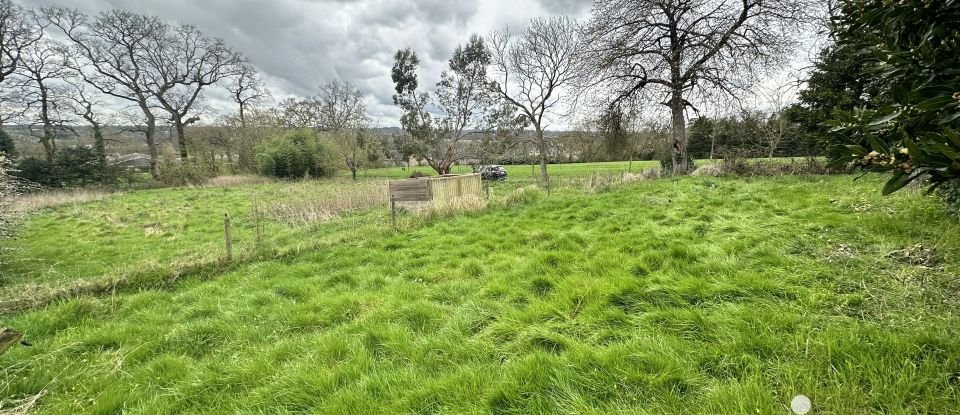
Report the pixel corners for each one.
[536,125,549,188]
[669,91,690,175]
[238,103,247,129]
[351,167,357,181]
[239,142,251,172]
[430,160,449,175]
[709,132,716,161]
[39,88,55,163]
[40,130,55,163]
[141,103,160,179]
[93,124,106,166]
[175,118,188,159]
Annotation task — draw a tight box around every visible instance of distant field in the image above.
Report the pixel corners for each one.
[344,158,823,180]
[348,160,664,180]
[2,173,959,413]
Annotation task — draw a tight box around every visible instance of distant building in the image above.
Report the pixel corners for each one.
[109,153,152,170]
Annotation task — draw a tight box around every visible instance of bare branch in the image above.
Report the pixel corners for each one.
[488,16,583,185]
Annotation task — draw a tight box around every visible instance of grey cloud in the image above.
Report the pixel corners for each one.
[19,0,576,125]
[534,0,593,15]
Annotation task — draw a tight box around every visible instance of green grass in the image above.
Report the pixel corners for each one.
[0,180,377,288]
[346,160,664,180]
[345,157,817,181]
[2,174,960,414]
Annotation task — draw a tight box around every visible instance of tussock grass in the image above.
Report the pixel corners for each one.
[2,173,960,414]
[416,195,487,218]
[498,185,546,207]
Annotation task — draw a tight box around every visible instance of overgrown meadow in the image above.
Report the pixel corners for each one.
[1,164,959,414]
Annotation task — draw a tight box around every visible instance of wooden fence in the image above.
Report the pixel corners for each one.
[388,174,483,204]
[428,174,483,202]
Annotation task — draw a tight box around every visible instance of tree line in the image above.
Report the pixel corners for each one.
[0,1,267,178]
[0,0,391,185]
[1,0,823,187]
[389,0,818,185]
[4,0,953,203]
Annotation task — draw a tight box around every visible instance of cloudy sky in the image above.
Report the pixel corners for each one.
[20,0,595,126]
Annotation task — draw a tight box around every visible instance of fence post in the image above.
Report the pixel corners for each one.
[484,182,490,199]
[620,170,625,184]
[390,194,397,228]
[253,199,262,248]
[590,171,597,188]
[224,213,233,262]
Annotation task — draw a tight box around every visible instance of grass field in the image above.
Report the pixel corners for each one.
[344,157,809,180]
[2,166,960,414]
[347,160,664,180]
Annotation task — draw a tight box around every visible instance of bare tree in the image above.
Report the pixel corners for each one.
[317,80,365,132]
[489,16,582,187]
[45,7,168,178]
[757,78,796,159]
[597,101,640,163]
[224,106,282,171]
[583,0,811,174]
[0,0,42,85]
[560,118,603,162]
[335,127,382,181]
[145,24,244,159]
[0,85,23,125]
[315,80,372,180]
[1,1,43,127]
[63,79,107,165]
[17,39,72,162]
[222,64,270,170]
[227,62,269,128]
[278,96,321,129]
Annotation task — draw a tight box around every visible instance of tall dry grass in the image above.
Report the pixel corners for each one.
[265,181,388,226]
[204,175,274,187]
[415,195,487,218]
[11,189,114,212]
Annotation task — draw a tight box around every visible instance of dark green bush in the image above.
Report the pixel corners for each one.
[827,0,960,195]
[0,128,15,158]
[255,129,337,179]
[15,147,118,187]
